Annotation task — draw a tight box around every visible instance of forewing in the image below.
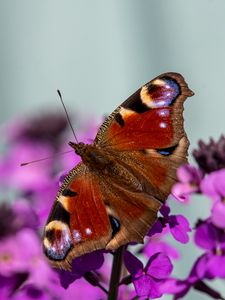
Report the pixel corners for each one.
[43,163,112,270]
[93,72,192,205]
[94,72,193,150]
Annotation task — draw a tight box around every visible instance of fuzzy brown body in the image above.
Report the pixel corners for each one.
[71,142,143,192]
[43,72,194,270]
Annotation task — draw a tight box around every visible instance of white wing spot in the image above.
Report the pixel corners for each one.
[73,230,81,242]
[159,122,167,128]
[85,228,92,235]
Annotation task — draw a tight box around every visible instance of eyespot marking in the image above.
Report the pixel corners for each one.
[44,221,72,261]
[141,77,180,108]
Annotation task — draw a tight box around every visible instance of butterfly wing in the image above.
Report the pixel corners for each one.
[98,176,162,251]
[44,72,193,268]
[89,72,193,249]
[95,72,193,150]
[43,162,162,268]
[43,163,112,270]
[94,72,193,202]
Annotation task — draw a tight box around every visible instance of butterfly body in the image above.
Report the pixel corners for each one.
[43,72,194,270]
[69,142,143,190]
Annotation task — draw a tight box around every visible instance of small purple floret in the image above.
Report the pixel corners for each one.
[124,250,173,299]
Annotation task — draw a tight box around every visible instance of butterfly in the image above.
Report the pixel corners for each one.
[43,72,194,270]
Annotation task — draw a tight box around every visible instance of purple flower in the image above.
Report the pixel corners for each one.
[145,216,180,261]
[29,179,59,226]
[161,258,201,299]
[59,251,105,289]
[0,273,29,300]
[172,164,203,202]
[0,200,39,243]
[124,250,173,299]
[194,221,225,278]
[58,277,106,300]
[162,257,225,300]
[147,219,165,237]
[193,136,225,174]
[0,229,51,277]
[0,228,64,299]
[6,112,69,147]
[158,205,191,244]
[201,169,225,228]
[12,199,39,230]
[143,239,180,261]
[161,277,193,299]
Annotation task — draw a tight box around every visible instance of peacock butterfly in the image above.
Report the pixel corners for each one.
[43,72,194,270]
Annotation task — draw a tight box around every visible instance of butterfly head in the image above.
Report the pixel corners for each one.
[68,141,86,156]
[69,141,111,170]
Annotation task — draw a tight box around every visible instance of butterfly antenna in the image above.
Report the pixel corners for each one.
[57,90,79,143]
[20,150,74,166]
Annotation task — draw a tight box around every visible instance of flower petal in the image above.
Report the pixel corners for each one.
[147,219,164,237]
[144,239,180,260]
[59,251,104,289]
[177,164,201,183]
[171,182,193,202]
[160,278,188,295]
[133,275,162,299]
[194,253,211,279]
[169,215,191,244]
[194,222,218,250]
[146,253,173,279]
[211,201,225,229]
[213,169,225,197]
[124,251,143,277]
[207,255,225,278]
[200,171,223,202]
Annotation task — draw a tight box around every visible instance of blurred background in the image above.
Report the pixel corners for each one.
[0,0,225,299]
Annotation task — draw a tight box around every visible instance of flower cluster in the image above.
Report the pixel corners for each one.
[166,136,225,299]
[0,110,224,300]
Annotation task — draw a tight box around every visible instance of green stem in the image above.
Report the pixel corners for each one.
[107,247,124,300]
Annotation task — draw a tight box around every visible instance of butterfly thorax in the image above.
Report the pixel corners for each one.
[69,141,142,190]
[69,141,111,170]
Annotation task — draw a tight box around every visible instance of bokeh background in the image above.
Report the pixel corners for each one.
[1,0,225,299]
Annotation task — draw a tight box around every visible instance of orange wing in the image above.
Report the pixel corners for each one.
[43,163,112,270]
[93,72,193,202]
[43,162,162,269]
[95,72,193,150]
